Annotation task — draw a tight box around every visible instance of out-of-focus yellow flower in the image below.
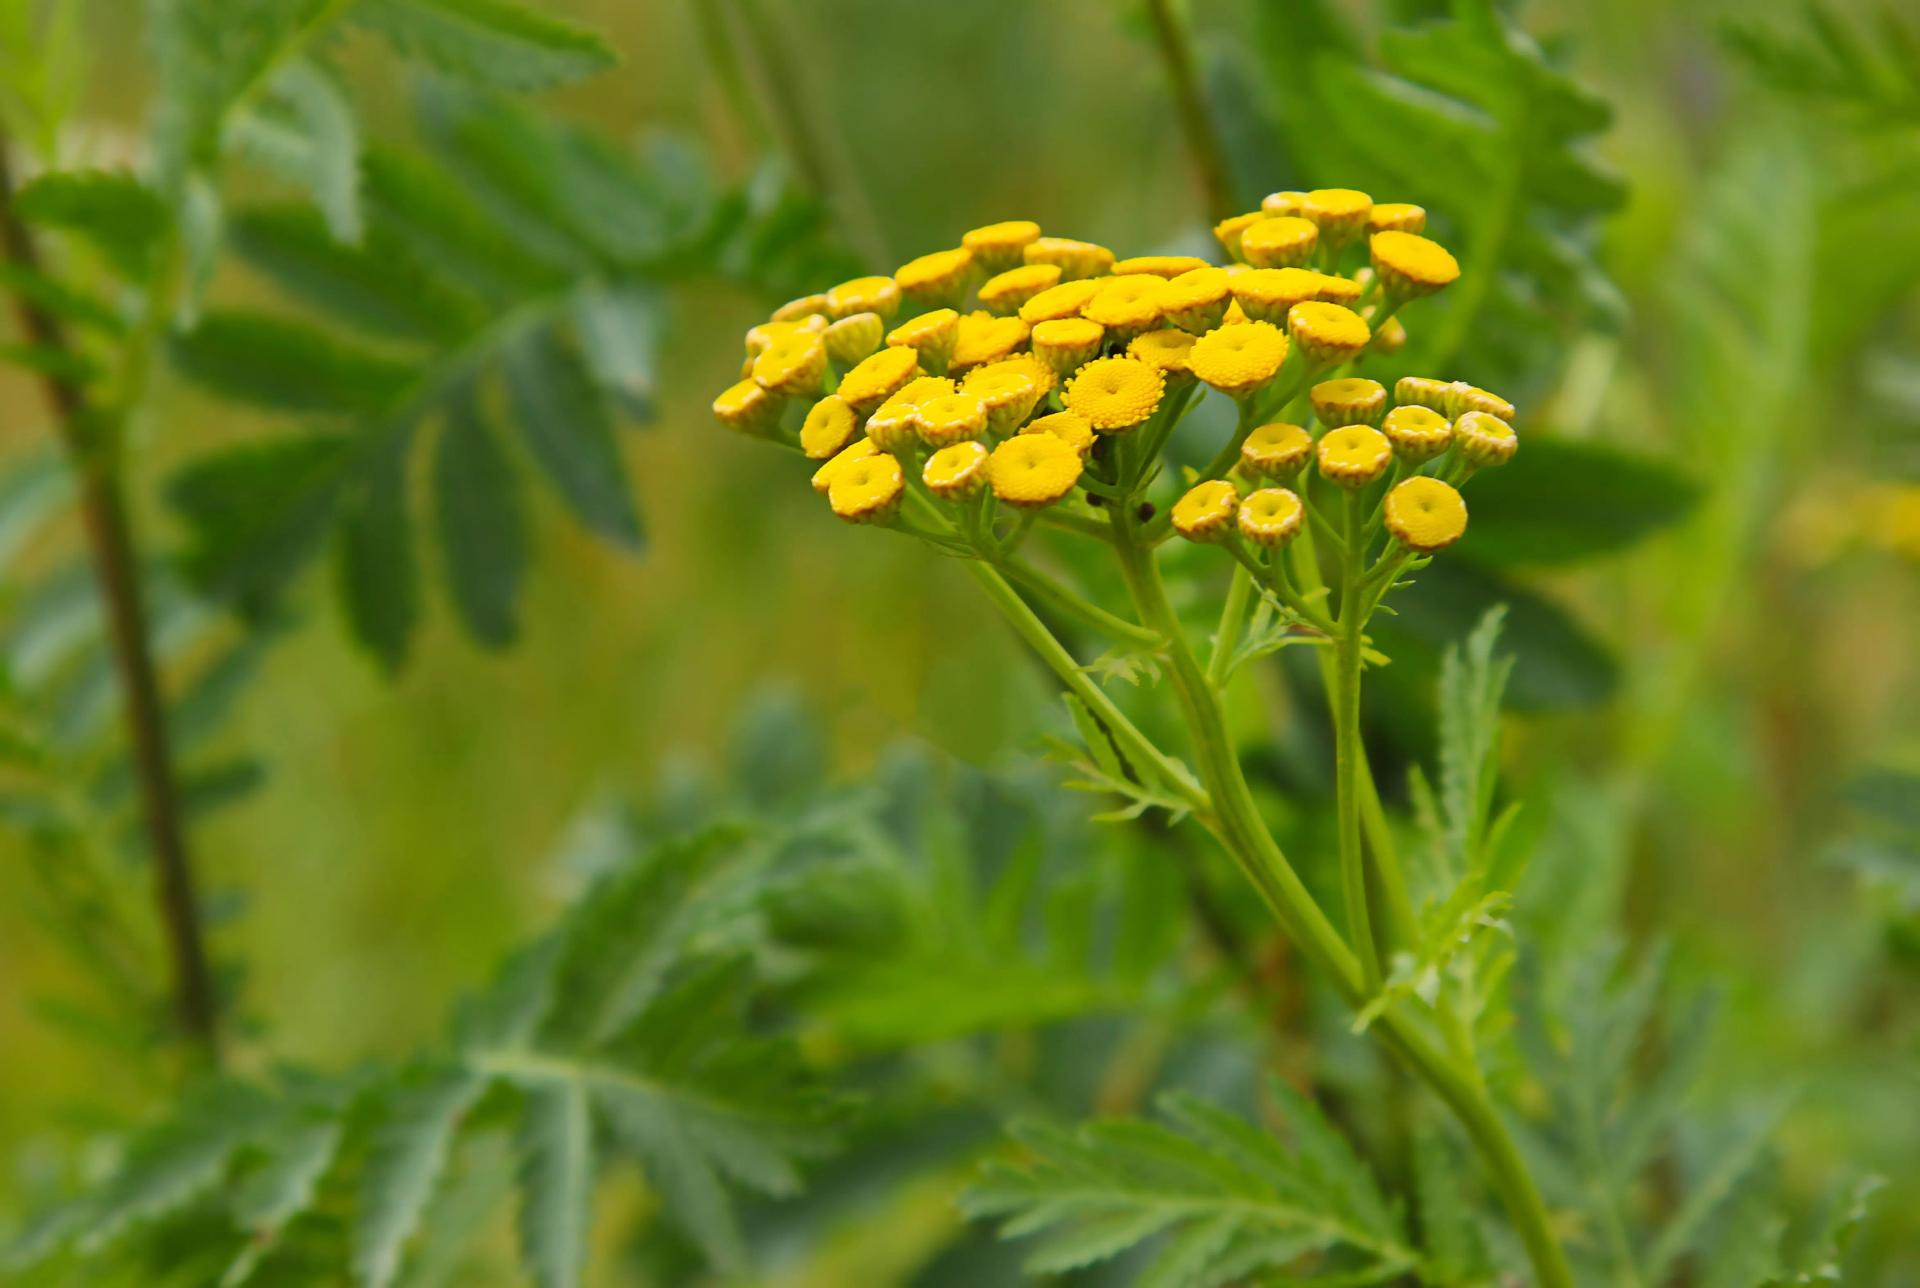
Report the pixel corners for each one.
[962,219,1042,272]
[1018,278,1103,325]
[1032,316,1105,376]
[1394,375,1453,412]
[962,362,1044,434]
[826,275,902,320]
[838,346,922,413]
[915,391,990,447]
[1312,273,1363,307]
[1454,410,1516,467]
[979,263,1064,315]
[1866,484,1920,559]
[1023,236,1115,280]
[988,350,1057,398]
[812,437,880,493]
[1288,301,1371,367]
[1113,254,1212,279]
[1083,276,1167,343]
[1229,267,1325,325]
[828,449,905,523]
[924,440,992,499]
[1262,190,1306,217]
[1381,405,1452,462]
[772,293,829,323]
[1128,329,1198,378]
[1445,382,1515,422]
[1370,231,1459,300]
[712,378,782,435]
[1371,315,1408,354]
[1240,422,1313,480]
[1238,487,1304,547]
[894,249,975,310]
[1022,410,1096,457]
[1368,203,1426,234]
[1161,266,1231,333]
[1311,377,1387,428]
[752,331,829,396]
[1214,210,1265,260]
[1063,355,1165,433]
[1241,216,1320,269]
[800,394,858,459]
[990,432,1084,507]
[825,312,884,365]
[1302,188,1372,249]
[1173,479,1239,542]
[1384,477,1467,551]
[950,312,1030,373]
[1318,425,1392,487]
[887,308,960,373]
[745,314,826,358]
[1190,320,1289,397]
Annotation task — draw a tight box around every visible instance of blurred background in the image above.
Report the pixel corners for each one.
[2,0,1916,1280]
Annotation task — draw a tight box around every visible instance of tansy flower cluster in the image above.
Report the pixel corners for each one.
[712,188,1513,605]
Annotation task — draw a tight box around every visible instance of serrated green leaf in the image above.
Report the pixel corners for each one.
[147,0,338,177]
[1412,1128,1493,1285]
[169,433,354,613]
[228,57,363,242]
[335,426,419,671]
[501,321,641,548]
[13,168,167,278]
[433,388,527,648]
[353,1067,487,1288]
[170,310,416,413]
[1456,439,1702,566]
[514,1081,594,1288]
[352,0,617,90]
[0,261,125,335]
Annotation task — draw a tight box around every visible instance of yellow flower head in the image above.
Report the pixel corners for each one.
[949,312,1031,373]
[1161,266,1232,333]
[1241,216,1320,269]
[893,248,975,310]
[811,437,880,493]
[1372,315,1408,354]
[1317,424,1393,488]
[1454,410,1517,467]
[1394,375,1453,412]
[1189,320,1289,397]
[1302,188,1373,249]
[1237,487,1305,547]
[825,312,884,365]
[1370,230,1459,300]
[1031,316,1106,376]
[979,263,1064,315]
[1444,382,1515,422]
[1082,275,1167,342]
[915,391,990,447]
[838,345,922,413]
[712,378,782,436]
[1369,202,1427,235]
[1021,410,1096,457]
[1384,476,1468,551]
[1381,404,1452,463]
[1018,277,1103,325]
[1311,272,1363,307]
[828,449,905,523]
[745,314,826,358]
[863,399,921,454]
[1288,300,1371,367]
[1128,328,1198,378]
[1114,254,1212,279]
[752,331,829,396]
[1239,421,1313,480]
[962,219,1042,272]
[1214,210,1266,261]
[1228,267,1324,324]
[1310,377,1387,428]
[1023,236,1115,280]
[961,362,1043,434]
[989,432,1083,507]
[987,350,1057,397]
[800,394,859,459]
[771,293,829,323]
[1063,355,1165,432]
[923,440,991,499]
[1172,479,1240,543]
[891,375,960,406]
[825,275,902,321]
[1261,190,1307,217]
[886,308,960,373]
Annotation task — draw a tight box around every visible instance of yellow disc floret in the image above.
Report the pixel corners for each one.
[1189,320,1289,397]
[1454,410,1516,467]
[1214,210,1266,260]
[800,394,858,459]
[915,391,989,447]
[989,432,1083,507]
[1288,300,1371,367]
[825,275,902,321]
[924,440,991,499]
[1381,405,1452,462]
[811,437,880,493]
[712,378,782,435]
[1128,329,1198,378]
[1021,410,1096,457]
[1113,254,1212,279]
[1394,375,1453,412]
[1369,203,1427,234]
[838,345,922,413]
[886,308,960,373]
[1082,276,1167,342]
[1161,266,1232,333]
[1237,487,1304,547]
[1240,422,1313,480]
[949,312,1031,373]
[1317,425,1393,488]
[962,219,1042,272]
[1241,216,1320,269]
[1023,236,1115,280]
[1228,267,1324,324]
[1444,382,1516,422]
[1031,316,1105,376]
[828,450,905,523]
[1370,231,1460,299]
[1384,476,1468,551]
[771,293,828,323]
[1310,377,1387,428]
[751,331,829,396]
[1172,480,1239,543]
[1262,190,1306,217]
[961,363,1043,434]
[1302,188,1372,249]
[979,263,1063,315]
[893,248,975,310]
[825,312,884,365]
[1063,355,1165,433]
[1018,278,1103,325]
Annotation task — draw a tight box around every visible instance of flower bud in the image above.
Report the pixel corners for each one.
[1384,477,1468,551]
[1172,480,1240,543]
[1237,487,1304,547]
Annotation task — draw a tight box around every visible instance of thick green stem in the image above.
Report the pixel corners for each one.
[1206,563,1255,686]
[1334,489,1381,990]
[1141,0,1237,223]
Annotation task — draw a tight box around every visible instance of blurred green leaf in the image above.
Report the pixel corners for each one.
[13,168,167,278]
[169,311,415,414]
[169,434,354,613]
[351,0,618,90]
[1456,438,1702,566]
[432,389,528,647]
[501,321,642,549]
[334,427,419,673]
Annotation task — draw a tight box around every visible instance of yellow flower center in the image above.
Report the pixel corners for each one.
[1173,480,1239,541]
[1128,328,1198,375]
[1189,320,1289,395]
[1310,377,1387,428]
[1018,278,1103,324]
[1240,421,1313,478]
[1384,476,1468,551]
[949,312,1030,372]
[1381,405,1452,461]
[838,346,921,412]
[1303,188,1373,244]
[1237,487,1304,547]
[887,308,960,353]
[1062,355,1165,432]
[1021,410,1095,457]
[915,392,989,447]
[1370,230,1460,296]
[825,274,902,320]
[1369,202,1427,234]
[1317,425,1392,487]
[800,394,858,459]
[961,219,1042,270]
[1112,254,1213,279]
[1083,276,1167,334]
[923,440,991,498]
[811,437,880,493]
[1240,216,1319,269]
[989,432,1084,507]
[1213,210,1266,259]
[751,332,828,396]
[829,451,905,522]
[712,378,778,434]
[1031,316,1106,373]
[1455,410,1517,466]
[979,263,1064,314]
[1023,236,1115,280]
[1228,267,1324,323]
[1288,301,1371,365]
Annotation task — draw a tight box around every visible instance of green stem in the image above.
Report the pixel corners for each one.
[1206,563,1255,686]
[1141,0,1237,223]
[1334,488,1381,990]
[993,556,1161,647]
